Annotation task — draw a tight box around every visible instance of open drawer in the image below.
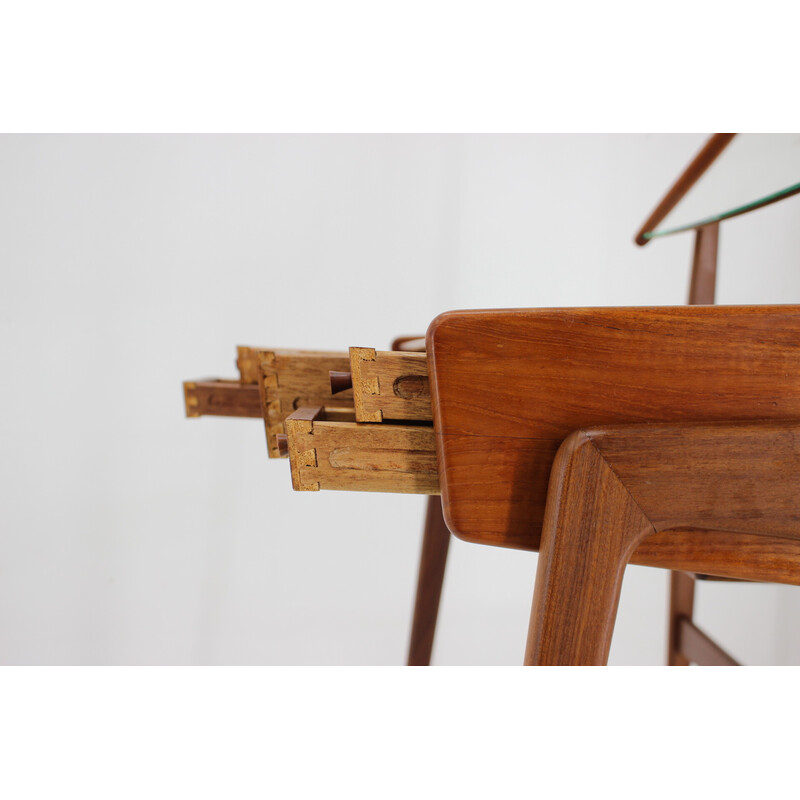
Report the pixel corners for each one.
[284,407,440,494]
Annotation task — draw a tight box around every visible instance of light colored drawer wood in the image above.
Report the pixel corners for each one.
[252,348,355,459]
[350,347,432,422]
[237,346,347,387]
[285,407,439,494]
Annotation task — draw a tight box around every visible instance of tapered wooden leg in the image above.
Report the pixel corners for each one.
[407,495,451,666]
[525,432,654,666]
[667,571,695,665]
[526,419,800,665]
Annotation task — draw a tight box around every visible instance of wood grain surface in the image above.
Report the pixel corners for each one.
[427,305,800,552]
[525,428,653,665]
[525,420,800,665]
[237,346,348,385]
[256,349,354,458]
[350,347,431,422]
[285,407,439,494]
[407,496,451,666]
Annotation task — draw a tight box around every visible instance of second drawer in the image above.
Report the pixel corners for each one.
[285,407,439,495]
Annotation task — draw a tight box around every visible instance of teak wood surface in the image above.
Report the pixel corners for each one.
[525,420,800,665]
[285,407,440,494]
[350,348,432,422]
[255,349,354,458]
[237,346,346,387]
[407,495,451,666]
[426,305,800,558]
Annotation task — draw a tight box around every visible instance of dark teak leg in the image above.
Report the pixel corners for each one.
[667,571,695,665]
[524,432,654,666]
[407,496,451,666]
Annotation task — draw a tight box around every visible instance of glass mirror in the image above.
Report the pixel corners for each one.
[643,133,800,239]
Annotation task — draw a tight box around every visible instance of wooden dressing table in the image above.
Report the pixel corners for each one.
[184,133,800,664]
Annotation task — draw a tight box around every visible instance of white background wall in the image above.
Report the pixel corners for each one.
[2,133,800,665]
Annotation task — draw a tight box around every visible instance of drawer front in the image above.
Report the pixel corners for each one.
[350,348,432,422]
[285,407,439,494]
